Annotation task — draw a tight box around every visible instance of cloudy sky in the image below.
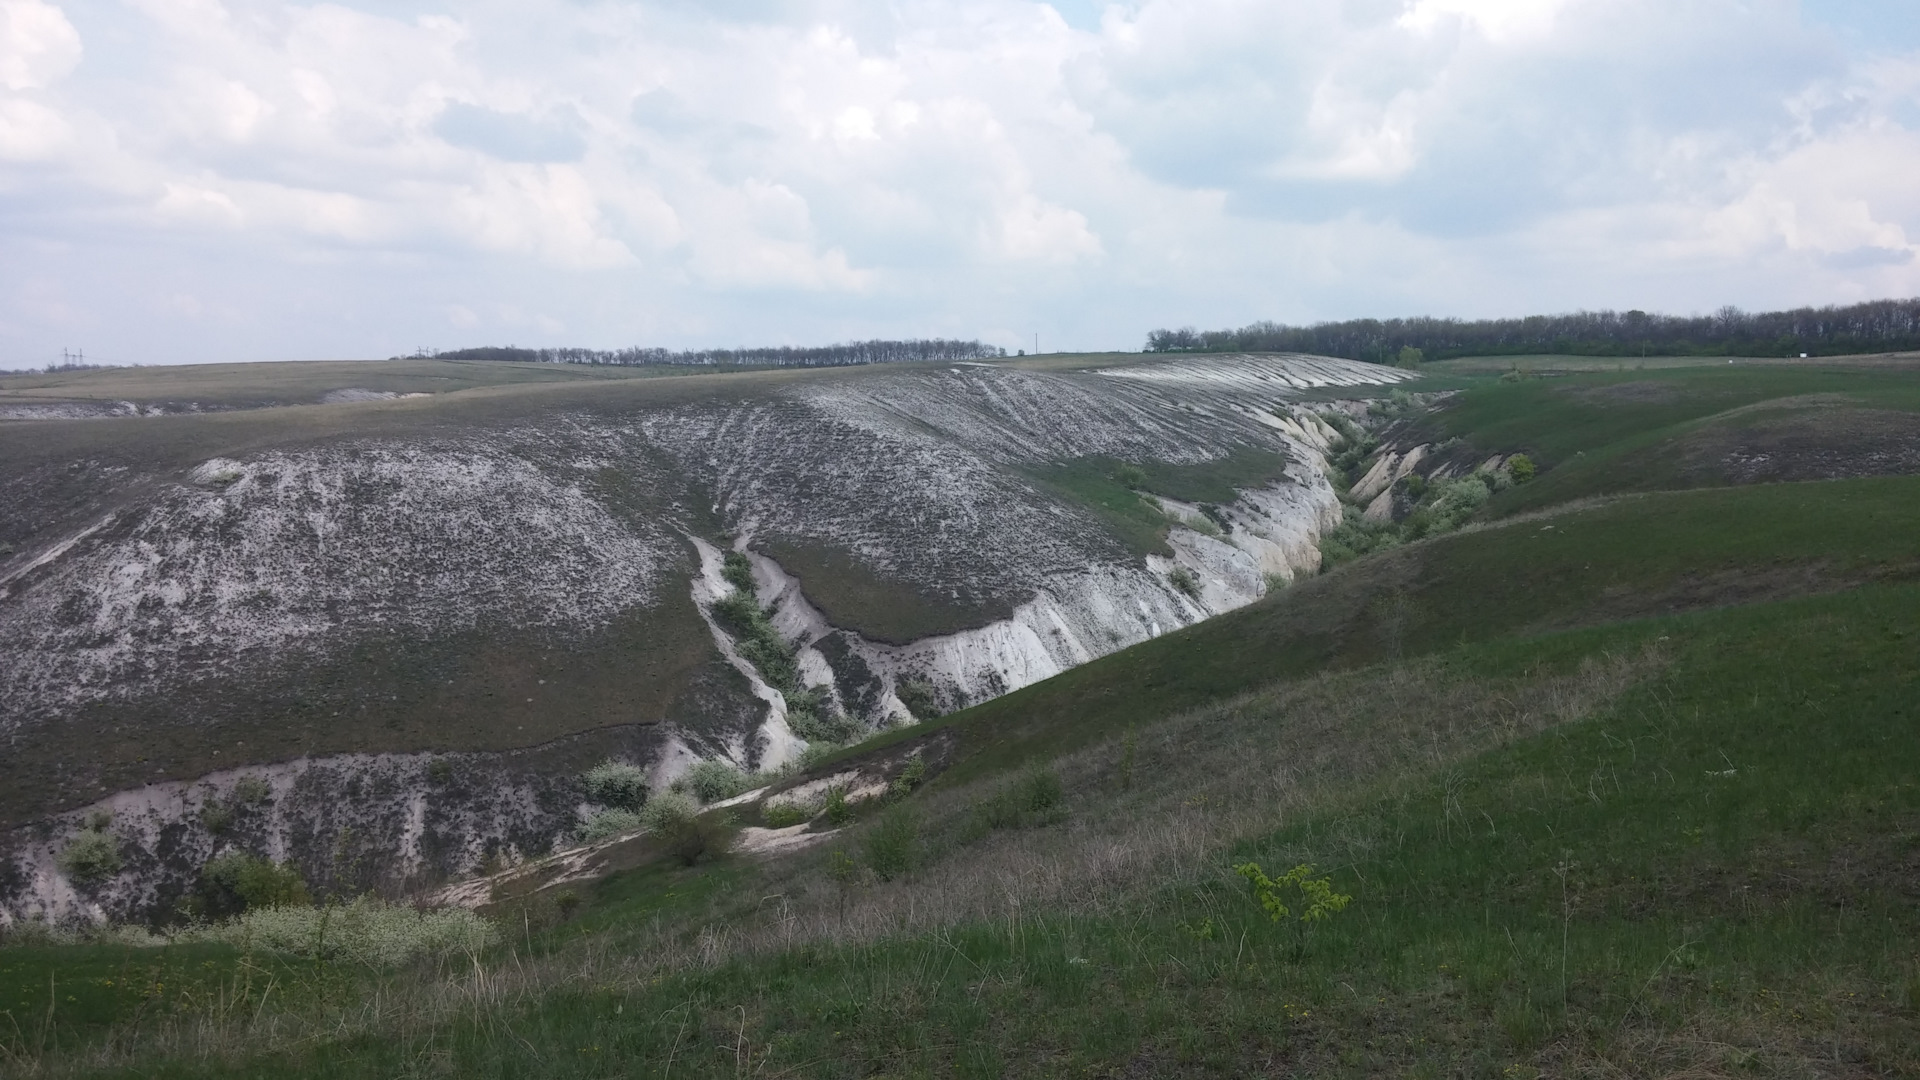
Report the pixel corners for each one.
[2,0,1917,365]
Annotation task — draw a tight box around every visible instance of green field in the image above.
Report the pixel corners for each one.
[6,355,1920,1077]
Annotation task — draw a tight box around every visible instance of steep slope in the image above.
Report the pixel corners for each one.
[0,352,1412,922]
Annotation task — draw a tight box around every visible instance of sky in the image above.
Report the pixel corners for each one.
[1,0,1918,365]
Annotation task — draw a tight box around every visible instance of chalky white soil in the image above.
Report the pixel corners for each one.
[0,354,1407,922]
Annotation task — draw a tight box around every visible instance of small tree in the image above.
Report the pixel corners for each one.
[197,852,310,918]
[1508,454,1536,483]
[583,760,650,809]
[1396,345,1425,368]
[640,791,727,866]
[681,760,750,804]
[58,829,122,886]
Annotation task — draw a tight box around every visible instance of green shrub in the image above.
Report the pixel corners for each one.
[198,800,234,834]
[863,808,918,881]
[197,851,310,918]
[1233,862,1352,924]
[889,755,928,800]
[794,741,845,771]
[183,897,496,968]
[1113,463,1148,489]
[713,592,799,689]
[582,759,650,809]
[720,549,755,594]
[58,829,122,885]
[640,790,725,866]
[895,678,941,721]
[787,688,864,743]
[232,777,272,804]
[681,759,751,803]
[1319,507,1400,568]
[1508,453,1536,483]
[578,808,645,842]
[1396,345,1425,368]
[823,786,854,826]
[1167,566,1200,598]
[762,801,815,828]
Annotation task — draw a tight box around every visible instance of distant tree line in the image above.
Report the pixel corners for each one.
[408,339,1007,368]
[1145,297,1920,364]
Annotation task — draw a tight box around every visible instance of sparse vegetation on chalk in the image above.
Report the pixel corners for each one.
[581,759,649,810]
[56,828,122,886]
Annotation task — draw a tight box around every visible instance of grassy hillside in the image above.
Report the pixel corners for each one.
[11,576,1916,1076]
[6,355,1919,1076]
[830,474,1920,787]
[1404,361,1920,514]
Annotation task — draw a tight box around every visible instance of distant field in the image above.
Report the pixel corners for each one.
[1425,351,1920,374]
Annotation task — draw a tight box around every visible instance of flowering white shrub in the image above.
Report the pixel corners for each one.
[183,897,496,968]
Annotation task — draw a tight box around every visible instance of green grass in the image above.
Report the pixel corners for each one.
[1021,448,1292,558]
[828,474,1920,788]
[43,582,1919,1077]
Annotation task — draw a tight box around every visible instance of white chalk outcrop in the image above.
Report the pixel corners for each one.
[1,352,1412,923]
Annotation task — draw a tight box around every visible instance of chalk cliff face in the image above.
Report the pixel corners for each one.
[0,353,1412,923]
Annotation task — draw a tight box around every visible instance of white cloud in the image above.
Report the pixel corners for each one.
[0,0,80,91]
[0,0,1915,366]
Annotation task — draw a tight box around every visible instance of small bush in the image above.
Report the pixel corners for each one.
[794,741,845,772]
[1113,463,1148,489]
[199,800,234,834]
[1234,861,1352,924]
[823,786,854,826]
[1319,507,1400,568]
[197,852,310,918]
[889,755,928,800]
[582,759,650,809]
[1508,453,1536,483]
[425,759,454,786]
[184,897,496,968]
[681,760,751,804]
[711,592,798,689]
[895,678,941,721]
[1167,566,1200,598]
[58,829,122,885]
[762,801,815,829]
[720,549,755,594]
[1396,345,1424,368]
[640,790,726,866]
[578,808,645,842]
[640,789,698,830]
[232,777,272,804]
[863,808,918,881]
[787,688,863,743]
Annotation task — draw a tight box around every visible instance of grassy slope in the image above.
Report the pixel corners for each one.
[11,358,1920,1075]
[47,580,1919,1078]
[1406,364,1920,515]
[825,474,1920,788]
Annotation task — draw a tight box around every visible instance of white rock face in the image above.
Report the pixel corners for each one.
[0,353,1411,923]
[0,441,671,730]
[1,751,577,928]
